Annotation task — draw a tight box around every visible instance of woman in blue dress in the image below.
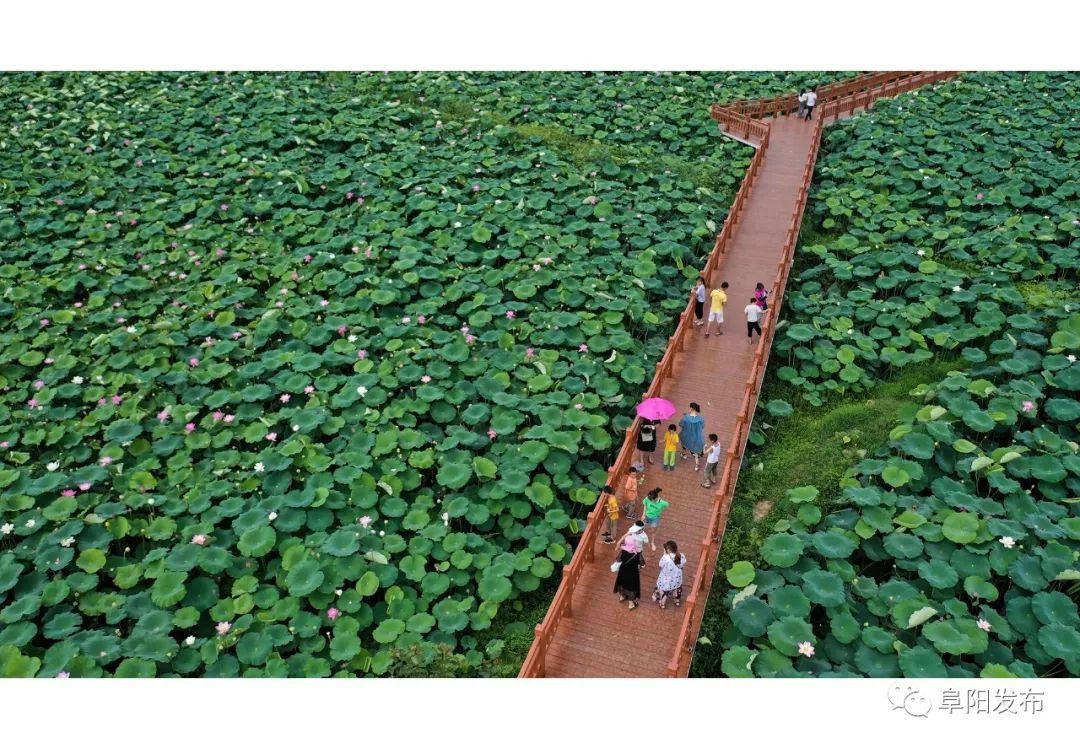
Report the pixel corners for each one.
[679,402,706,471]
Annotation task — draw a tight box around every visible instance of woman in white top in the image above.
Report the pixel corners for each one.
[652,541,686,609]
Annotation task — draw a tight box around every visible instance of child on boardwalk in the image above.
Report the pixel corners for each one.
[641,487,670,551]
[621,465,641,520]
[705,281,728,337]
[744,297,764,342]
[600,484,619,544]
[662,424,679,471]
[702,433,723,489]
[692,276,706,328]
[679,402,706,471]
[753,282,770,311]
[652,541,686,609]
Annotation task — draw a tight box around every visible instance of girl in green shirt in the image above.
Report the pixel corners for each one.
[641,487,670,551]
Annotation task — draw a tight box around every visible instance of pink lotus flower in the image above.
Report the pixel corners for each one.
[417,315,427,324]
[525,348,535,358]
[279,393,292,404]
[585,195,598,205]
[1022,400,1035,413]
[356,197,364,205]
[977,618,992,632]
[797,641,815,657]
[472,184,480,192]
[231,331,243,339]
[320,299,329,307]
[976,192,984,200]
[337,325,348,335]
[208,410,222,422]
[291,272,300,281]
[421,375,432,383]
[0,442,9,449]
[185,423,196,433]
[505,310,516,319]
[111,395,122,405]
[44,357,53,364]
[216,248,226,257]
[359,516,373,528]
[487,429,498,439]
[55,198,64,205]
[465,334,476,344]
[304,385,315,394]
[191,534,207,546]
[135,159,143,167]
[99,456,113,466]
[223,414,235,424]
[61,489,76,497]
[189,357,199,367]
[460,325,469,334]
[219,203,229,211]
[40,318,50,327]
[357,350,368,360]
[78,482,92,491]
[27,399,39,408]
[56,672,70,679]
[97,398,107,407]
[157,410,170,423]
[33,380,45,390]
[364,248,373,258]
[266,432,278,442]
[327,607,340,621]
[216,621,231,635]
[579,344,589,353]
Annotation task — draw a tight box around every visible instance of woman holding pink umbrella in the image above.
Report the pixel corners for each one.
[634,398,676,467]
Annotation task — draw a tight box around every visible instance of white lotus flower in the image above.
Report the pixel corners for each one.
[292,425,299,432]
[356,386,368,397]
[71,376,84,384]
[952,285,962,292]
[25,519,36,528]
[0,523,13,535]
[268,511,278,521]
[254,462,265,473]
[1068,354,1077,363]
[60,537,75,547]
[184,635,196,646]
[47,462,59,471]
[916,249,925,256]
[999,536,1015,548]
[347,335,357,343]
[126,326,136,334]
[336,589,344,596]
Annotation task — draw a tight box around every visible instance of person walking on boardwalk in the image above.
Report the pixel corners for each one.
[753,282,770,311]
[692,275,707,328]
[662,424,680,471]
[705,281,728,338]
[803,88,818,121]
[701,433,723,489]
[621,465,641,520]
[613,521,648,610]
[636,418,658,466]
[599,484,619,544]
[651,541,686,610]
[796,90,809,119]
[745,297,765,343]
[641,487,670,551]
[678,402,706,471]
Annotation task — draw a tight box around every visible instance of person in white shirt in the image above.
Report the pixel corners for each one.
[745,297,765,341]
[701,433,723,489]
[803,89,818,121]
[796,91,808,118]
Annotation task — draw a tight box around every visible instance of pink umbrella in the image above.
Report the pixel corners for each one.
[636,398,676,421]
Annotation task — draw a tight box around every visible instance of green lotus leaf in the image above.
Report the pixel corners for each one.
[801,569,845,608]
[760,533,804,568]
[285,560,325,597]
[898,645,947,678]
[766,616,814,658]
[941,511,979,544]
[811,529,857,559]
[721,646,757,678]
[725,561,755,588]
[731,597,773,637]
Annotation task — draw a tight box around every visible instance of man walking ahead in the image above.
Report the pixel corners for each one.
[803,88,818,120]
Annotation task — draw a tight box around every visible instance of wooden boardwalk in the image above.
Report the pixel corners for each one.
[520,72,959,678]
[538,116,816,677]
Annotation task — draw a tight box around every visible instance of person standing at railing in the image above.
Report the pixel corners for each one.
[745,297,765,342]
[599,485,620,545]
[753,282,770,311]
[635,418,658,467]
[621,465,641,520]
[803,88,818,121]
[692,275,707,328]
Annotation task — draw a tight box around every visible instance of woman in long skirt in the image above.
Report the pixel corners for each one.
[613,522,648,610]
[636,418,658,466]
[679,402,706,471]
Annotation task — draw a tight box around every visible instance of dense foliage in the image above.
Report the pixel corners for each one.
[0,71,829,677]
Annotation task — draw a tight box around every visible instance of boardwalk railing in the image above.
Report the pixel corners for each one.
[519,71,961,679]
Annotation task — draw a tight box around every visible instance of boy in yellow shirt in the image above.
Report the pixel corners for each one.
[663,424,679,471]
[705,281,729,337]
